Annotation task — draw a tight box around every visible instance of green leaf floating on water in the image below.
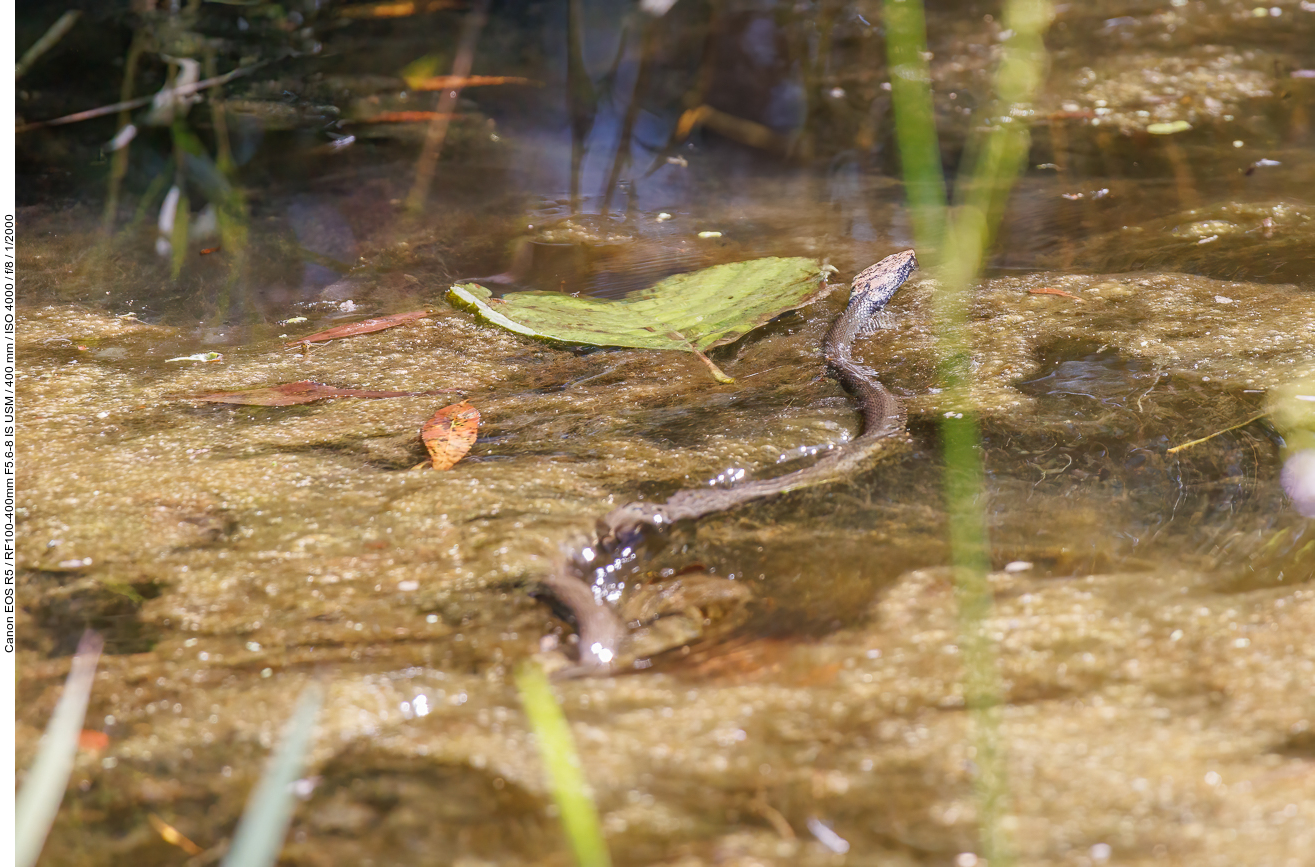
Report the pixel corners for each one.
[448,257,830,383]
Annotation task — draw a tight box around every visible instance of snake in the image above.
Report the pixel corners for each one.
[539,250,919,673]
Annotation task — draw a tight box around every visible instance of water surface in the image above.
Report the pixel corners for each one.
[16,1,1315,865]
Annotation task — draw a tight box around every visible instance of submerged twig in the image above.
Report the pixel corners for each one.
[16,10,81,80]
[601,17,658,215]
[1167,412,1269,455]
[410,74,539,90]
[16,59,276,133]
[567,0,597,211]
[672,104,789,155]
[405,0,491,212]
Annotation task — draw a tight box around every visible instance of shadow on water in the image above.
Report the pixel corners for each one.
[24,571,165,657]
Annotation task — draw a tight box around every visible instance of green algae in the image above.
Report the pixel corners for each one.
[16,0,1315,861]
[16,248,1315,864]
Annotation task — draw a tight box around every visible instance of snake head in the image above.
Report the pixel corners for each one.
[850,249,918,308]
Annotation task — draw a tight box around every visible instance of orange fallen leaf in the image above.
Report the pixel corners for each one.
[338,0,462,18]
[147,813,204,856]
[1028,286,1086,302]
[285,309,433,345]
[193,381,460,406]
[422,400,480,470]
[78,729,110,752]
[409,75,541,91]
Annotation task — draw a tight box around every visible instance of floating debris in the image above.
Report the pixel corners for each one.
[166,352,223,363]
[285,310,433,345]
[1146,120,1192,135]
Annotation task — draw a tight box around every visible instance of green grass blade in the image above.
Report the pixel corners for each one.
[16,631,104,867]
[515,662,611,867]
[170,191,190,281]
[882,0,948,260]
[885,2,1054,864]
[220,683,324,867]
[16,11,81,80]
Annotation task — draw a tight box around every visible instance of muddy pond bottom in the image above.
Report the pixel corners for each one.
[16,245,1315,867]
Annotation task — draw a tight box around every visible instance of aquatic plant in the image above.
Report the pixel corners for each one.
[220,684,324,867]
[884,0,1055,863]
[515,661,612,867]
[16,633,103,867]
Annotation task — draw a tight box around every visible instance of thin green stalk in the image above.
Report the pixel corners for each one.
[128,166,173,234]
[882,0,947,261]
[515,662,611,867]
[102,32,144,235]
[939,210,1008,864]
[601,11,660,216]
[885,1,1054,863]
[953,0,1052,253]
[204,51,251,313]
[16,11,81,80]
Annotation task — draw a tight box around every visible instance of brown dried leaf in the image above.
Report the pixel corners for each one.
[285,309,433,345]
[422,400,480,470]
[194,381,458,406]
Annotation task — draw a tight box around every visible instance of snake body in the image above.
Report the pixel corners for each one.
[542,250,918,672]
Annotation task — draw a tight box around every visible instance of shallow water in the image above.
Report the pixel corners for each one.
[16,1,1315,865]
